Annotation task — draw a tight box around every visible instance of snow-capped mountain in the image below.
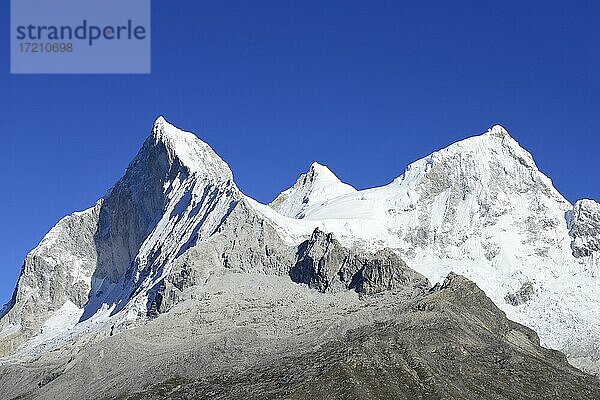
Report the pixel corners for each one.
[270,162,356,218]
[1,118,599,379]
[0,117,241,356]
[255,125,600,372]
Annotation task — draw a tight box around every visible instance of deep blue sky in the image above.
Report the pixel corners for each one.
[1,1,599,305]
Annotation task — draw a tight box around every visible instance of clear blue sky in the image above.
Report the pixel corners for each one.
[1,1,599,305]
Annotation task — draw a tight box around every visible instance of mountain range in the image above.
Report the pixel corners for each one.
[1,117,599,399]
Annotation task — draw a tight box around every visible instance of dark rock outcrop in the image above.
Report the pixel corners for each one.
[350,248,429,295]
[291,228,429,295]
[504,281,535,306]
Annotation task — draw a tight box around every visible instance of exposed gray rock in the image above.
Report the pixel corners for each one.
[214,201,296,277]
[351,248,429,295]
[0,204,101,357]
[504,281,536,306]
[290,229,428,295]
[0,117,240,357]
[569,199,600,257]
[290,229,354,292]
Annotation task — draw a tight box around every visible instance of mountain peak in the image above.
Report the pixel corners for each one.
[487,124,511,138]
[153,115,167,126]
[148,116,233,181]
[151,115,194,144]
[425,124,539,172]
[270,162,356,218]
[393,124,537,186]
[480,125,531,158]
[309,161,328,171]
[307,161,340,180]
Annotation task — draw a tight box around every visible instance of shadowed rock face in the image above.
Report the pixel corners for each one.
[291,229,429,295]
[352,248,429,295]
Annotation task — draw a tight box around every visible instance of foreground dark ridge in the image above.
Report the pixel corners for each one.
[121,277,600,399]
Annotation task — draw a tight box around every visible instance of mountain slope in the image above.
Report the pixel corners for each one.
[1,231,600,400]
[125,274,600,400]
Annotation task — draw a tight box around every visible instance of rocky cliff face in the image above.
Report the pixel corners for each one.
[291,228,429,295]
[0,117,242,357]
[569,199,600,257]
[0,204,101,356]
